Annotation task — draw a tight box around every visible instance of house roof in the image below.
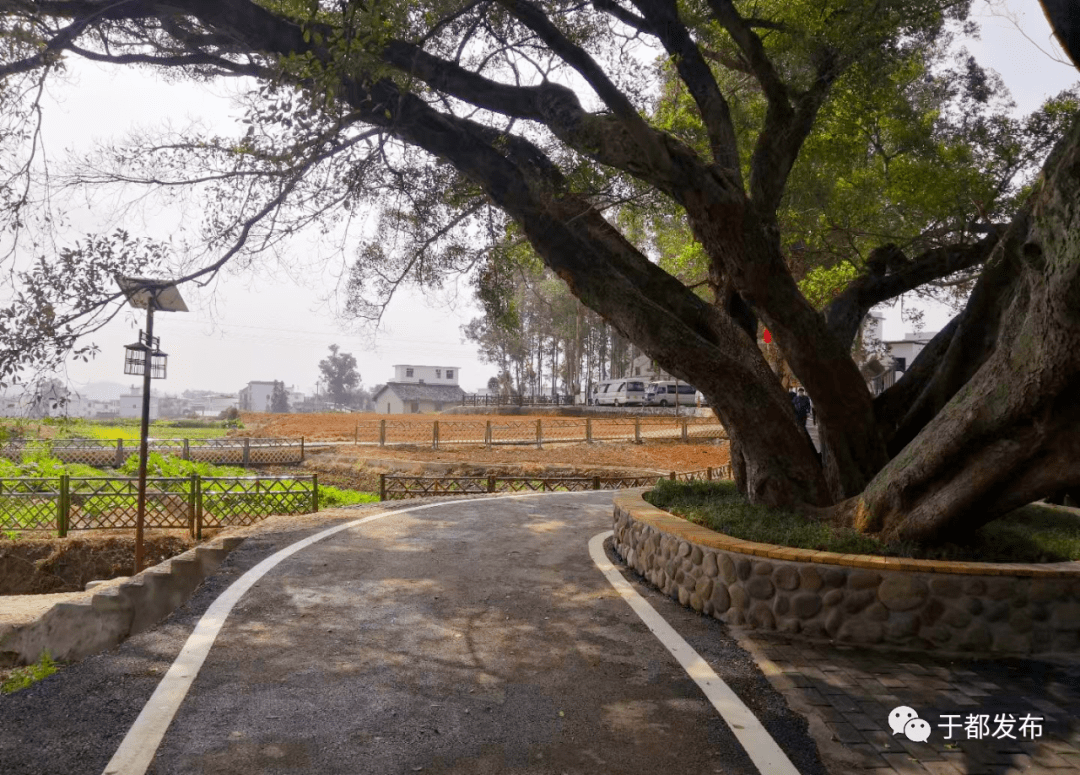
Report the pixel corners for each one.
[374,382,465,403]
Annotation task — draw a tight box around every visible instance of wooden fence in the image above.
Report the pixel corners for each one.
[356,416,725,449]
[0,437,306,467]
[460,393,574,407]
[0,474,318,538]
[379,466,732,500]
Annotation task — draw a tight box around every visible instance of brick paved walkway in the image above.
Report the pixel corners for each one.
[741,631,1080,775]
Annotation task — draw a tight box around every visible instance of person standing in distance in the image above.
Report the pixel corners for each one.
[793,387,811,427]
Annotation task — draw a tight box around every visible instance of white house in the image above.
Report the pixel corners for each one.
[187,393,238,417]
[629,353,674,381]
[66,395,121,418]
[0,393,28,417]
[861,315,939,395]
[239,381,282,412]
[373,365,464,414]
[391,364,460,384]
[118,385,161,420]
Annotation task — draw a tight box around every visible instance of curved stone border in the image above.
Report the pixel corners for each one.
[0,536,244,667]
[613,491,1080,655]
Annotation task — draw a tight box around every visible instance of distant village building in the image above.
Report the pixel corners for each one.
[373,365,464,414]
[239,381,279,412]
[118,385,161,420]
[185,392,238,417]
[860,312,938,395]
[629,353,673,381]
[67,396,120,419]
[0,393,30,417]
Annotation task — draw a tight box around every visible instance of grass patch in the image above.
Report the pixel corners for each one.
[319,487,379,508]
[1,651,59,694]
[645,479,1080,563]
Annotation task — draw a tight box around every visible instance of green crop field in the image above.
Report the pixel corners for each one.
[70,425,229,440]
[45,418,232,441]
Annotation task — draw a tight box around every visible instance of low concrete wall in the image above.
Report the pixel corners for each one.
[613,492,1080,655]
[0,536,244,666]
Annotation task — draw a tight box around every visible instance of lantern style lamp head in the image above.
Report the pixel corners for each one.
[116,275,187,379]
[123,331,168,379]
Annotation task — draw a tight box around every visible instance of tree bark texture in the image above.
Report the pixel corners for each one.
[844,116,1080,542]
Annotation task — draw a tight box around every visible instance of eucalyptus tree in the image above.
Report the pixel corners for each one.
[2,0,1079,542]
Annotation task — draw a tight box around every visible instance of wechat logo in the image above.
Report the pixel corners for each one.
[889,706,932,743]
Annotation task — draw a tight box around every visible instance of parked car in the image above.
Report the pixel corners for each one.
[645,381,697,406]
[588,379,647,406]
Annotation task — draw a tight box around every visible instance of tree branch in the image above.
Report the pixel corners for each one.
[493,0,671,172]
[704,0,789,109]
[65,42,266,75]
[0,14,95,78]
[823,230,1002,350]
[628,0,742,177]
[591,0,650,34]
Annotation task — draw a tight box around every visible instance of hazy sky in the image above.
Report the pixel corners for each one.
[24,1,1080,397]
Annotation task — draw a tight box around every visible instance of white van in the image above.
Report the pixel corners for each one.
[589,379,647,406]
[645,380,697,406]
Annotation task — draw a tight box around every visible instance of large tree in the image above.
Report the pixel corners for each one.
[1,0,1078,543]
[318,344,361,406]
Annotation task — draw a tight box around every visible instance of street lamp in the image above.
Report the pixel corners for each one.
[116,276,188,573]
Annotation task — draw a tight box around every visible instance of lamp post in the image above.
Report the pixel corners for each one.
[117,276,187,573]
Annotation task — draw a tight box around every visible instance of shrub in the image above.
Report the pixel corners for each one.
[1,651,58,694]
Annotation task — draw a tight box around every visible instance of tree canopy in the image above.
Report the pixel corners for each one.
[318,344,361,406]
[270,380,290,413]
[1,0,1078,543]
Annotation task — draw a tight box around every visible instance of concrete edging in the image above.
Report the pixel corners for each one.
[612,491,1080,655]
[0,536,244,667]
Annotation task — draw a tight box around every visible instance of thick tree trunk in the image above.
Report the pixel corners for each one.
[839,116,1080,542]
[688,197,891,500]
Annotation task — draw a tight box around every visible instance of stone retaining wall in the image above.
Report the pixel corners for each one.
[0,536,244,666]
[613,492,1080,655]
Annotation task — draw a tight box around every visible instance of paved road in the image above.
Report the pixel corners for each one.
[0,492,826,775]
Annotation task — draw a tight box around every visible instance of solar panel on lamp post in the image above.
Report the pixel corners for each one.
[117,276,188,573]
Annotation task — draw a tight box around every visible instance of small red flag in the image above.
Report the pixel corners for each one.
[763,329,772,343]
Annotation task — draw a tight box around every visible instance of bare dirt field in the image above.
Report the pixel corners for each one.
[242,411,730,490]
[237,410,721,440]
[299,439,731,493]
[340,440,729,471]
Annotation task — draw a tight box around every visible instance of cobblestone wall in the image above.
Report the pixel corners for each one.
[612,494,1080,655]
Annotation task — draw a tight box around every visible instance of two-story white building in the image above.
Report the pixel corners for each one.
[238,381,286,412]
[118,385,161,420]
[372,365,465,414]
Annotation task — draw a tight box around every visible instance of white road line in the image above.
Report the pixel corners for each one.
[588,531,801,775]
[102,494,544,775]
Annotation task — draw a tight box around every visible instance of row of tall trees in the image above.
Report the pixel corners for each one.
[462,262,643,398]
